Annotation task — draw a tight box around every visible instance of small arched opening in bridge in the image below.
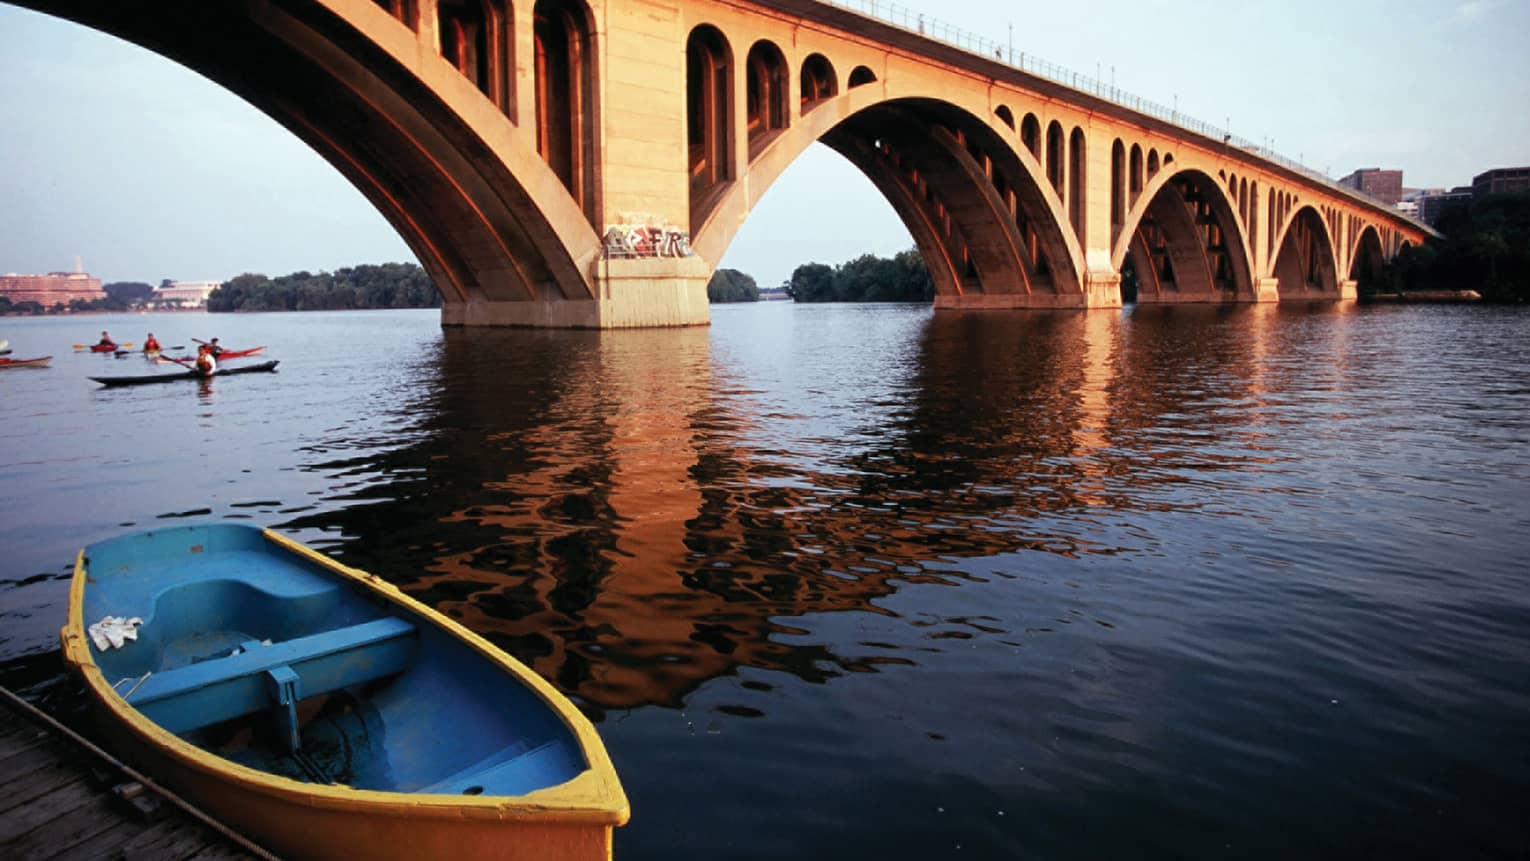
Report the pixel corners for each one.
[1163,153,1173,165]
[1239,178,1249,226]
[1110,139,1125,239]
[1249,182,1260,260]
[373,0,419,29]
[1147,148,1160,178]
[1069,127,1086,244]
[746,40,790,158]
[848,66,877,87]
[437,0,510,114]
[534,0,596,225]
[1271,206,1338,298]
[995,106,1015,131]
[687,25,734,235]
[1045,121,1065,196]
[1351,225,1385,294]
[1128,144,1143,206]
[1115,168,1253,304]
[1021,113,1041,161]
[801,54,838,112]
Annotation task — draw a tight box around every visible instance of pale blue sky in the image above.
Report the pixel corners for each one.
[1,0,1526,288]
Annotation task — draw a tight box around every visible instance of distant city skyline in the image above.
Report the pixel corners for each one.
[1,0,1527,290]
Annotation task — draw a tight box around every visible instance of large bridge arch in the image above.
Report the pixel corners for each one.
[1112,165,1255,303]
[1269,205,1340,298]
[16,0,604,318]
[1349,224,1386,293]
[688,82,1087,307]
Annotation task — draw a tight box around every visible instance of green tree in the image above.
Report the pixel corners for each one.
[1381,194,1530,302]
[707,268,760,302]
[785,262,837,302]
[785,250,932,303]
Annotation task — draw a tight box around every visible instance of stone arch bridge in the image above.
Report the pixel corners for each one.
[15,0,1431,327]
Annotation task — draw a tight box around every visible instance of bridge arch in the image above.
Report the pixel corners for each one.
[1113,165,1255,303]
[800,53,838,110]
[533,0,596,224]
[687,24,735,233]
[689,89,1086,306]
[745,40,790,157]
[1269,205,1339,298]
[1020,113,1041,160]
[1350,225,1385,292]
[848,65,877,87]
[438,1,512,114]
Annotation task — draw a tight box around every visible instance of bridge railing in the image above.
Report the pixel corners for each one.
[817,0,1416,218]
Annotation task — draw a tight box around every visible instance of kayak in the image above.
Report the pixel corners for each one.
[157,346,265,365]
[75,342,134,352]
[90,360,281,387]
[0,356,52,369]
[61,523,628,861]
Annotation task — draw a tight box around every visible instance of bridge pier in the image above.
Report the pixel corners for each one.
[442,258,712,329]
[1255,278,1281,303]
[1337,279,1359,301]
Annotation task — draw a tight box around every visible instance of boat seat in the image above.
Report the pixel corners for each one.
[126,616,417,736]
[419,740,583,796]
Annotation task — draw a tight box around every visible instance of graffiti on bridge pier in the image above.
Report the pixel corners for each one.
[602,214,693,260]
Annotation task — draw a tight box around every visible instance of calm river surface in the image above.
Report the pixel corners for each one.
[2,303,1528,858]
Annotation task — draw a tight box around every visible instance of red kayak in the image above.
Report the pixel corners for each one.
[219,346,266,359]
[90,343,117,353]
[0,356,52,369]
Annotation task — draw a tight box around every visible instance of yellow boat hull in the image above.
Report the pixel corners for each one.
[63,527,627,861]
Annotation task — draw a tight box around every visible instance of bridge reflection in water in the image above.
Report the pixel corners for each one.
[274,303,1315,716]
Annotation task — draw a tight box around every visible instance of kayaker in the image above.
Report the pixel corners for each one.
[208,338,224,358]
[143,333,161,353]
[96,331,115,349]
[194,344,217,377]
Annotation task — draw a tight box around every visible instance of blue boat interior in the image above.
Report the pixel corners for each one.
[82,523,587,796]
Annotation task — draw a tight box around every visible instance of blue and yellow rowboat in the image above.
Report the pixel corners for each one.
[61,524,628,860]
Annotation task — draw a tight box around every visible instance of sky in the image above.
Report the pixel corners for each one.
[1,0,1528,289]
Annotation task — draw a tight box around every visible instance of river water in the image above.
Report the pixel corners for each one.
[1,303,1527,858]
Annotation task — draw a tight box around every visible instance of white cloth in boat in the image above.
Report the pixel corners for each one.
[88,615,144,651]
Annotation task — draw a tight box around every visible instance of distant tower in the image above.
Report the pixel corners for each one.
[74,255,83,274]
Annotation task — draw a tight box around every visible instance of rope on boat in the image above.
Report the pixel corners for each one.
[0,684,283,861]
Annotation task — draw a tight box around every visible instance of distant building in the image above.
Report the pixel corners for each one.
[1396,200,1419,218]
[1472,166,1530,197]
[153,280,221,308]
[1337,168,1404,206]
[0,270,105,307]
[1417,187,1473,226]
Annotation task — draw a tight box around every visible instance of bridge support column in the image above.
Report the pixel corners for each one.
[1255,278,1280,303]
[1084,273,1124,309]
[442,258,712,328]
[1337,279,1359,301]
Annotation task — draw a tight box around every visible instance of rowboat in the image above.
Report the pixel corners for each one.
[0,356,51,369]
[61,524,628,861]
[90,360,281,387]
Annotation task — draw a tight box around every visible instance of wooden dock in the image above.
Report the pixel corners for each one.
[0,685,277,860]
